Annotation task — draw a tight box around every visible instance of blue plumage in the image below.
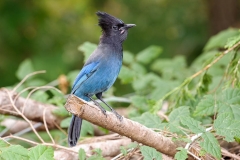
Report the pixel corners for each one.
[68,11,135,146]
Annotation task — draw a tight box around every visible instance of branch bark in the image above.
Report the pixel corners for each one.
[65,94,179,157]
[54,135,131,160]
[0,88,60,128]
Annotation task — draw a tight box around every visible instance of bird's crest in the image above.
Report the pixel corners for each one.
[96,11,124,30]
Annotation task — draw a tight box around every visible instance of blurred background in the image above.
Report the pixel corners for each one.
[0,0,239,87]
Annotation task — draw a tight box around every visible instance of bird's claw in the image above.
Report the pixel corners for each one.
[100,108,107,116]
[95,104,107,117]
[113,110,123,121]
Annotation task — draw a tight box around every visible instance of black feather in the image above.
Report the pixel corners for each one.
[96,11,124,31]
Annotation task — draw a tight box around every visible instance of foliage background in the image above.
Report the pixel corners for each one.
[0,0,212,87]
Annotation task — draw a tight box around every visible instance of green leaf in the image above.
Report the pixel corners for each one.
[0,145,29,160]
[180,116,205,133]
[225,33,240,49]
[218,104,240,121]
[131,62,147,75]
[81,120,94,136]
[150,79,178,100]
[118,66,135,84]
[151,56,187,81]
[53,106,69,117]
[194,95,215,116]
[132,112,163,129]
[0,140,9,148]
[92,148,102,155]
[78,42,97,62]
[197,73,212,95]
[60,117,71,128]
[169,106,190,123]
[218,88,240,120]
[191,50,217,71]
[204,28,239,51]
[132,73,161,92]
[120,146,127,156]
[31,90,49,103]
[78,148,86,160]
[140,146,162,160]
[168,106,190,133]
[221,88,240,104]
[174,147,188,160]
[0,125,6,133]
[130,96,150,112]
[47,96,65,107]
[16,58,35,80]
[87,155,105,160]
[123,51,134,65]
[127,142,138,149]
[200,132,221,160]
[214,112,240,142]
[28,145,54,160]
[136,45,162,64]
[87,148,105,160]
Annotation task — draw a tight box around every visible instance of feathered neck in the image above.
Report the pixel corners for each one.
[100,34,123,46]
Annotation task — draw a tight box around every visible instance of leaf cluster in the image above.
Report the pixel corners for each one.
[0,141,54,160]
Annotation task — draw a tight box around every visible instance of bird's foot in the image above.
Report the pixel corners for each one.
[87,94,107,116]
[112,110,123,121]
[93,102,107,116]
[97,105,107,116]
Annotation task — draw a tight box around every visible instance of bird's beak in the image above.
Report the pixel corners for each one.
[125,24,136,29]
[120,24,136,34]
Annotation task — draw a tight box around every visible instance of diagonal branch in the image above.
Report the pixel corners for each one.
[65,94,180,157]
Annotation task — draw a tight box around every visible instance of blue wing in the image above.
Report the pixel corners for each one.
[71,62,99,94]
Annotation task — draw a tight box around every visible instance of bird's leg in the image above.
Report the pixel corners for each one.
[96,93,122,121]
[86,94,107,116]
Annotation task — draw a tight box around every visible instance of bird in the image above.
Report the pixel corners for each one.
[68,11,135,147]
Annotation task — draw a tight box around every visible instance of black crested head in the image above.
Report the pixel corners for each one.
[96,11,124,31]
[96,11,136,42]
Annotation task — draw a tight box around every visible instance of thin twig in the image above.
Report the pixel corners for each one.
[43,143,78,154]
[53,121,67,135]
[13,123,42,137]
[22,86,62,115]
[12,70,46,93]
[13,86,37,103]
[185,127,213,150]
[4,135,39,145]
[190,41,240,79]
[111,148,134,160]
[187,150,201,160]
[232,58,240,87]
[0,137,11,145]
[0,108,18,115]
[221,147,240,160]
[4,135,78,154]
[43,108,55,144]
[4,89,45,143]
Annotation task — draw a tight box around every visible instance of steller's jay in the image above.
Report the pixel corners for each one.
[68,11,135,146]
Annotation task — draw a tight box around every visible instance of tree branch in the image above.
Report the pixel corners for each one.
[65,94,179,157]
[0,88,60,128]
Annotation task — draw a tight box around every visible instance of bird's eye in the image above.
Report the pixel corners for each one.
[112,26,118,30]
